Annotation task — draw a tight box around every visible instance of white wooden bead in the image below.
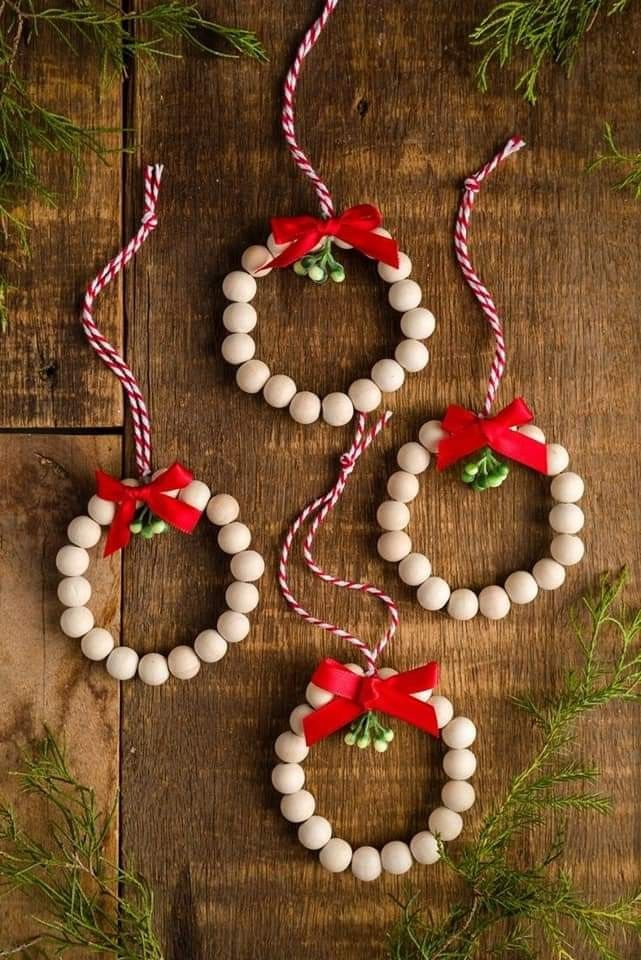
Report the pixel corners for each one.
[399,553,431,586]
[377,531,412,562]
[138,652,170,686]
[348,378,382,413]
[430,696,454,728]
[67,516,101,549]
[217,610,250,643]
[377,667,398,678]
[387,470,420,503]
[80,628,114,661]
[518,423,545,443]
[504,571,539,604]
[56,545,90,577]
[306,681,333,708]
[410,832,440,865]
[194,629,227,663]
[443,748,477,780]
[319,838,352,873]
[150,468,179,498]
[178,480,211,512]
[322,392,354,426]
[106,646,139,680]
[428,807,463,841]
[222,270,257,302]
[395,339,429,372]
[377,252,412,283]
[230,550,265,582]
[532,558,566,590]
[289,703,313,736]
[381,840,413,875]
[371,358,405,393]
[388,279,422,312]
[289,391,321,424]
[345,662,365,675]
[266,232,290,256]
[87,494,116,526]
[401,307,435,340]
[479,585,511,620]
[236,359,271,394]
[417,576,450,611]
[334,237,353,250]
[60,606,94,638]
[168,645,201,680]
[221,332,255,365]
[280,789,315,823]
[241,244,272,277]
[377,500,410,531]
[549,503,585,534]
[57,576,91,607]
[373,226,392,239]
[298,816,332,850]
[222,301,257,333]
[264,374,297,408]
[442,780,476,813]
[225,581,260,613]
[546,443,570,476]
[551,534,584,566]
[272,762,305,795]
[419,419,446,453]
[217,521,251,554]
[351,846,382,881]
[550,471,584,503]
[397,442,430,474]
[448,588,478,621]
[275,731,309,763]
[206,493,240,526]
[442,717,477,749]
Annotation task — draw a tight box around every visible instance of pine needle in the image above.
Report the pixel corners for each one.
[588,123,641,198]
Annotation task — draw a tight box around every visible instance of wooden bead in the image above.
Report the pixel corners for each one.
[178,480,211,511]
[225,580,260,613]
[280,789,315,823]
[395,338,429,372]
[371,358,405,393]
[442,717,477,749]
[447,588,479,621]
[345,662,365,675]
[417,576,450,610]
[56,545,90,577]
[443,748,477,780]
[428,806,463,841]
[387,470,420,502]
[401,307,435,340]
[550,534,584,566]
[351,846,382,881]
[377,252,412,283]
[60,605,94,638]
[236,359,271,393]
[550,471,584,503]
[138,653,170,686]
[532,558,566,590]
[275,731,309,763]
[241,244,272,277]
[223,301,257,333]
[377,500,410,531]
[168,645,201,680]
[194,629,227,663]
[58,576,91,607]
[217,521,251,554]
[206,493,240,526]
[478,585,511,620]
[67,515,101,549]
[80,627,114,661]
[230,549,265,582]
[442,780,476,813]
[319,838,352,873]
[222,270,257,302]
[322,392,354,426]
[388,279,422,311]
[306,681,333,708]
[272,762,305,795]
[410,831,440,865]
[377,530,412,562]
[348,378,382,413]
[87,494,116,526]
[418,419,446,453]
[289,703,313,736]
[518,423,545,443]
[381,840,413,875]
[298,815,332,850]
[504,570,538,604]
[264,374,297,408]
[150,468,178,498]
[546,443,570,476]
[266,232,290,256]
[289,391,321,424]
[397,442,430,474]
[221,332,255,365]
[106,646,139,680]
[430,695,454,728]
[377,667,398,679]
[549,503,584,534]
[399,552,431,586]
[217,610,250,643]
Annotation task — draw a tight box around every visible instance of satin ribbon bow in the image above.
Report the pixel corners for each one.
[302,658,440,747]
[436,397,548,474]
[265,204,400,269]
[95,461,202,557]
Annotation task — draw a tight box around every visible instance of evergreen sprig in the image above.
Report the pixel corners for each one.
[0,730,163,959]
[588,123,641,199]
[387,572,641,959]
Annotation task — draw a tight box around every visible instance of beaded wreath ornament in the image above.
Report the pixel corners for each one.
[55,167,264,684]
[220,0,436,427]
[376,140,586,622]
[274,415,478,880]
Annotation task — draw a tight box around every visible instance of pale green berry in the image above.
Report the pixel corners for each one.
[344,731,356,746]
[308,265,325,283]
[141,525,154,540]
[356,735,370,749]
[129,520,143,534]
[151,519,167,534]
[330,266,345,283]
[383,729,394,742]
[293,260,307,276]
[374,739,388,752]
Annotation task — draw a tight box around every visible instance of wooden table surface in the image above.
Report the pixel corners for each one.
[2,2,641,957]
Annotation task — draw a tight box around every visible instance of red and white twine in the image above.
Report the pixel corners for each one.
[454,136,526,416]
[279,412,399,674]
[82,164,163,478]
[282,0,339,218]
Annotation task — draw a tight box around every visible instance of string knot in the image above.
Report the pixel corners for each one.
[464,177,481,194]
[141,211,158,228]
[339,451,357,475]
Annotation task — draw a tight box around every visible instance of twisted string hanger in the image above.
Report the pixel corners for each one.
[278,411,399,675]
[82,165,163,478]
[454,136,526,416]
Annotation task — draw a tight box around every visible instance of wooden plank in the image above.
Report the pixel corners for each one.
[0,435,121,948]
[120,1,641,956]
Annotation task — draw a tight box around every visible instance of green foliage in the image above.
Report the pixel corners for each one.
[471,0,633,104]
[386,573,641,959]
[0,730,163,959]
[589,123,641,198]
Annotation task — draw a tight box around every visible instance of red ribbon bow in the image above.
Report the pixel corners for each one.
[302,658,440,747]
[436,397,548,474]
[266,204,400,269]
[95,461,203,557]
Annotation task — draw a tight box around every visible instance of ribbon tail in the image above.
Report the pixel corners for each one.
[147,490,203,534]
[491,431,548,473]
[334,225,399,267]
[302,700,362,747]
[376,687,440,737]
[103,501,136,557]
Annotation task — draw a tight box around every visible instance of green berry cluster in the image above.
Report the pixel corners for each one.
[461,447,510,491]
[293,238,345,284]
[129,505,168,540]
[343,711,395,752]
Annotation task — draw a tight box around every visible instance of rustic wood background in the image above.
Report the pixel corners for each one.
[2,1,641,957]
